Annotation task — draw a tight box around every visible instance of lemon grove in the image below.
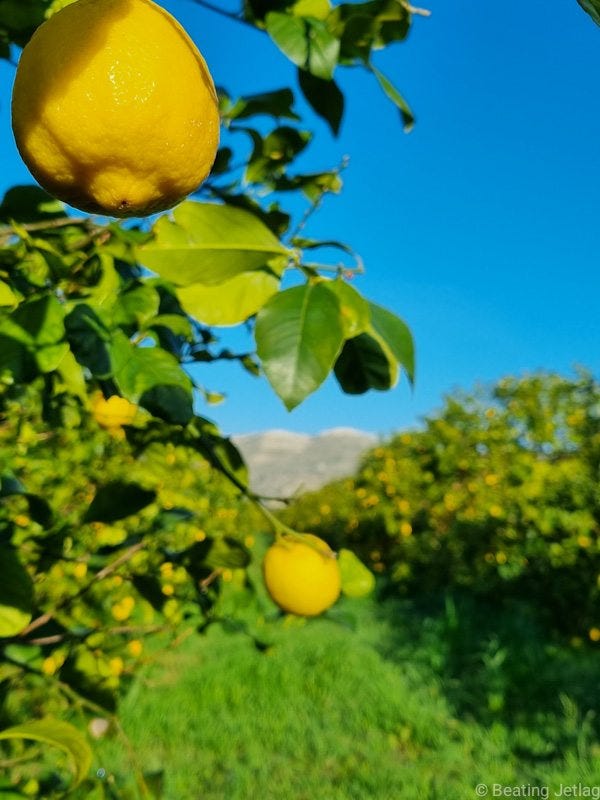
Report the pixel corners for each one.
[0,0,418,795]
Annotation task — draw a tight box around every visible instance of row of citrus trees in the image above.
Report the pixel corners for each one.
[0,0,419,792]
[283,371,600,640]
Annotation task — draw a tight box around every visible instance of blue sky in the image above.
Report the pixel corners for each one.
[1,0,599,437]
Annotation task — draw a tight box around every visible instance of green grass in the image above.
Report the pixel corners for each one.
[86,594,600,799]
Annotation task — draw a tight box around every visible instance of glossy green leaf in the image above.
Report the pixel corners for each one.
[321,279,370,338]
[334,329,397,394]
[246,126,312,183]
[578,0,600,25]
[0,718,92,788]
[9,295,68,373]
[65,304,112,378]
[144,314,193,340]
[371,65,414,132]
[139,385,194,425]
[177,269,281,327]
[0,185,63,223]
[227,88,300,121]
[0,281,17,307]
[369,301,415,384]
[339,548,376,598]
[109,331,192,403]
[298,69,344,135]
[138,202,289,287]
[112,284,160,329]
[0,548,33,637]
[293,0,331,18]
[255,282,345,409]
[266,12,340,80]
[84,481,156,523]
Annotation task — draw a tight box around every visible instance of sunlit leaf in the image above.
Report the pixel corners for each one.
[177,269,281,327]
[255,282,345,409]
[138,202,289,287]
[0,718,92,788]
[371,65,414,131]
[369,301,415,384]
[0,548,33,637]
[266,12,340,80]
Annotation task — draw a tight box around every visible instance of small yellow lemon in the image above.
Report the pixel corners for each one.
[92,394,138,428]
[263,534,341,617]
[11,0,219,217]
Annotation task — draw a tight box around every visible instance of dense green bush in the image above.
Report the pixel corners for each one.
[283,372,600,636]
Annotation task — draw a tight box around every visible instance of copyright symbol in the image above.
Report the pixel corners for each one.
[476,786,488,797]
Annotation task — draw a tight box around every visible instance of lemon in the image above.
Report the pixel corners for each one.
[11,0,219,217]
[92,394,138,428]
[263,534,341,617]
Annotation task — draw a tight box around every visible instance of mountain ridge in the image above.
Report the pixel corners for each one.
[233,428,379,500]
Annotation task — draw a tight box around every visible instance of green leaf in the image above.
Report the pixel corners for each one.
[0,282,18,307]
[245,126,312,183]
[578,0,600,25]
[12,295,65,346]
[0,548,33,637]
[227,88,300,121]
[112,284,160,329]
[65,304,112,378]
[255,282,345,409]
[369,301,415,384]
[338,549,376,598]
[109,331,192,403]
[321,279,370,338]
[371,65,414,132]
[0,718,92,788]
[4,295,68,374]
[55,348,87,400]
[139,385,194,425]
[293,0,331,18]
[138,202,289,287]
[0,185,63,223]
[144,314,193,340]
[334,329,398,394]
[177,269,281,327]
[266,12,340,80]
[298,69,344,135]
[84,481,156,523]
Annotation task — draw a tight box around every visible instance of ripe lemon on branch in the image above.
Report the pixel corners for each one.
[11,0,220,218]
[92,393,138,428]
[263,534,342,617]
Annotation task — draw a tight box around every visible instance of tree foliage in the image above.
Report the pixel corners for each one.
[0,0,420,793]
[283,372,600,636]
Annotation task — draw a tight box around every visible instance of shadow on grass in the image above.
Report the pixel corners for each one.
[370,589,600,758]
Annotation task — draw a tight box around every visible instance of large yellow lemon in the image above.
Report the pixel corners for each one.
[11,0,220,217]
[263,534,341,617]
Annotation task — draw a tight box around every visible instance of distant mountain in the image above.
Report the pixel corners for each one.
[233,428,378,500]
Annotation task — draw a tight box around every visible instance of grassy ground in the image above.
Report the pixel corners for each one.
[89,594,600,799]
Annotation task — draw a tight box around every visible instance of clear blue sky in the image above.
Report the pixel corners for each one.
[1,0,599,437]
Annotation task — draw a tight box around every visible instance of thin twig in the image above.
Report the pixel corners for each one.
[18,541,146,639]
[0,216,91,238]
[406,4,432,17]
